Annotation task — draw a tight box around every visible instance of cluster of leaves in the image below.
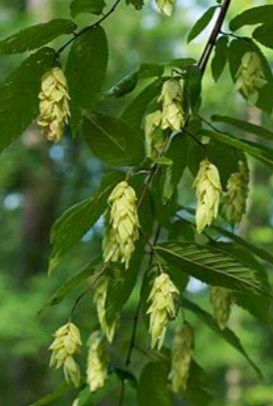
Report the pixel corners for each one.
[1,0,273,405]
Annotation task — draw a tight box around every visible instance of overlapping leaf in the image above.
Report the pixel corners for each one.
[156,241,270,296]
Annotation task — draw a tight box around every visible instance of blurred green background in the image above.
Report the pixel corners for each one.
[1,0,273,405]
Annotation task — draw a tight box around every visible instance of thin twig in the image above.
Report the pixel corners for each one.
[198,0,233,74]
[56,0,121,56]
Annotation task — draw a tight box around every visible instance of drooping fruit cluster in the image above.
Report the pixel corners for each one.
[38,67,70,142]
[147,271,179,350]
[235,52,267,103]
[49,322,82,387]
[193,159,222,233]
[103,181,139,269]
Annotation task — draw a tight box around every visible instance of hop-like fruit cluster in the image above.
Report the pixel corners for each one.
[235,52,267,103]
[224,161,249,225]
[210,287,233,330]
[170,323,194,392]
[144,110,164,158]
[147,272,179,350]
[158,79,185,132]
[94,276,118,343]
[103,181,139,269]
[155,0,175,16]
[86,331,108,392]
[38,67,70,142]
[49,322,82,387]
[193,159,222,233]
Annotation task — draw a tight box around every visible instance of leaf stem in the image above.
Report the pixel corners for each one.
[198,0,233,74]
[56,0,121,56]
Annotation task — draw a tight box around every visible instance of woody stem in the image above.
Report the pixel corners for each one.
[198,0,233,74]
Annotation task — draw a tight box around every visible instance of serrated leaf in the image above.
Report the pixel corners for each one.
[70,0,105,17]
[66,26,108,133]
[159,135,189,204]
[184,65,202,112]
[83,114,144,166]
[105,245,143,325]
[211,242,271,323]
[0,19,76,54]
[211,114,273,141]
[138,63,164,79]
[121,79,163,129]
[0,47,56,152]
[230,5,273,31]
[39,258,100,315]
[30,382,70,406]
[185,360,214,406]
[187,6,218,43]
[228,38,273,113]
[201,129,273,169]
[183,298,263,378]
[253,24,273,50]
[137,361,172,406]
[48,171,124,274]
[156,241,270,296]
[211,36,229,82]
[211,223,273,267]
[106,71,138,98]
[126,0,144,10]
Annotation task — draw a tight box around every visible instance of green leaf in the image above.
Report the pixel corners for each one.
[0,19,76,54]
[70,0,105,17]
[211,223,273,267]
[185,360,214,406]
[201,129,273,169]
[66,26,108,133]
[105,245,143,325]
[39,258,100,315]
[184,65,202,112]
[156,241,270,296]
[0,47,56,152]
[159,135,189,204]
[138,63,164,79]
[126,0,144,10]
[211,114,273,141]
[230,5,273,31]
[83,114,144,166]
[30,382,70,406]
[106,72,138,98]
[121,79,162,129]
[253,24,273,50]
[228,38,273,113]
[187,6,218,43]
[183,298,263,378]
[211,242,271,323]
[211,36,229,82]
[48,171,124,274]
[137,361,172,406]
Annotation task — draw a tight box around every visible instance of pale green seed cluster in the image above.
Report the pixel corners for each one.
[159,79,185,132]
[170,323,194,392]
[155,0,175,16]
[224,161,249,225]
[86,331,108,392]
[49,322,82,387]
[144,110,164,158]
[103,181,139,269]
[147,272,179,350]
[94,276,118,343]
[38,67,70,142]
[210,287,233,330]
[235,52,267,103]
[193,159,222,233]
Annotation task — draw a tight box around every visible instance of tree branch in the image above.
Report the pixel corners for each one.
[56,0,121,56]
[198,0,233,74]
